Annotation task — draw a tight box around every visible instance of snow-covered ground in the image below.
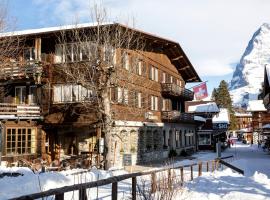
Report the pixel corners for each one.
[178,142,270,200]
[1,142,270,199]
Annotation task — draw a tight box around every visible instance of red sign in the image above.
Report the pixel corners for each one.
[193,82,208,100]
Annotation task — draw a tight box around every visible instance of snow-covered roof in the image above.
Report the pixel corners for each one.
[234,112,252,117]
[188,102,219,113]
[247,100,266,112]
[212,108,230,124]
[0,22,114,37]
[194,115,206,122]
[262,124,270,129]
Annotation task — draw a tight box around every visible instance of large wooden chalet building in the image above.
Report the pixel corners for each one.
[0,23,201,168]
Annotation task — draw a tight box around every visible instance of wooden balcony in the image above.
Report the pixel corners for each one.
[161,83,194,100]
[0,103,42,120]
[0,60,44,82]
[161,110,194,122]
[263,93,270,109]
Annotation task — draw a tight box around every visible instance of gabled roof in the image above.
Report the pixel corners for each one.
[1,22,201,82]
[247,100,266,112]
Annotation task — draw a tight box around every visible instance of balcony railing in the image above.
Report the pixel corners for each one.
[0,103,42,120]
[0,60,43,81]
[161,83,194,100]
[263,93,270,109]
[161,110,194,122]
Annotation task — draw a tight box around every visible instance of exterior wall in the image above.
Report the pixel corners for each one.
[0,26,201,166]
[235,115,252,130]
[110,120,196,167]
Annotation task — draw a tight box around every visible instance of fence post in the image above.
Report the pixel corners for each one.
[132,177,136,200]
[216,159,220,171]
[206,161,209,172]
[190,165,193,181]
[168,169,172,190]
[55,193,64,200]
[79,188,87,200]
[212,160,215,172]
[151,173,157,193]
[112,182,118,200]
[180,167,184,186]
[198,162,202,176]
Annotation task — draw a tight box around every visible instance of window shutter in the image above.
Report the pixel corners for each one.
[138,92,142,108]
[149,65,152,80]
[53,85,62,102]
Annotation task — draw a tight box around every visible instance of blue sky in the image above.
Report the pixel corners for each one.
[6,0,270,95]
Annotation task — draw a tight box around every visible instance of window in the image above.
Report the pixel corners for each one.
[122,52,130,70]
[6,128,36,155]
[53,84,94,103]
[198,134,211,145]
[134,91,142,108]
[114,87,129,105]
[162,72,166,83]
[149,65,159,82]
[55,42,98,63]
[162,99,171,111]
[103,46,116,64]
[136,60,143,75]
[23,47,35,61]
[15,86,26,104]
[176,131,179,148]
[29,86,37,104]
[151,96,158,111]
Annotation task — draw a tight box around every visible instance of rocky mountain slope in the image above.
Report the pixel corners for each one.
[229,23,270,107]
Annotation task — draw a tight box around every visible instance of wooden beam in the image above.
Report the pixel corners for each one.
[172,55,183,61]
[179,66,190,71]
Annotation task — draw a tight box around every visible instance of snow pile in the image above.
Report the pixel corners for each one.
[229,23,270,107]
[178,169,270,200]
[0,167,127,199]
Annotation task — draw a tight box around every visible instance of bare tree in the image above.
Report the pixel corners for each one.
[52,4,151,169]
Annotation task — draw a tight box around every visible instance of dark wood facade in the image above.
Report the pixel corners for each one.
[0,23,201,167]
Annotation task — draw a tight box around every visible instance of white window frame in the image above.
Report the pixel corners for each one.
[151,96,158,111]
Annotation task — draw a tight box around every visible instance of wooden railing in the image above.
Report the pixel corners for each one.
[0,60,43,80]
[0,103,41,119]
[161,83,194,100]
[162,110,194,122]
[10,156,242,200]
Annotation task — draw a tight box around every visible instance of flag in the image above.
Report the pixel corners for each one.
[193,82,208,100]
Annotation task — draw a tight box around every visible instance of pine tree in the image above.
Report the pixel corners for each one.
[214,80,237,130]
[211,88,218,101]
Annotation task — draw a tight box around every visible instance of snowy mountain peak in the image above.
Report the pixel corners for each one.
[229,23,270,107]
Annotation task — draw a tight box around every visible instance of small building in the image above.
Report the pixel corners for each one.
[186,101,228,150]
[248,100,268,144]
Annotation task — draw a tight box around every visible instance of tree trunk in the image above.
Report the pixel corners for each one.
[102,88,113,170]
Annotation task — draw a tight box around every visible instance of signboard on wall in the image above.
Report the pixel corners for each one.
[123,154,132,166]
[213,123,228,130]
